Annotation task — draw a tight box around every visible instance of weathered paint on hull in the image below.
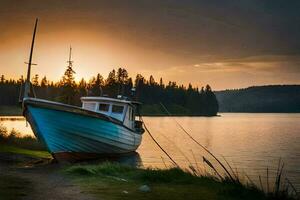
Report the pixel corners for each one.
[25,105,142,159]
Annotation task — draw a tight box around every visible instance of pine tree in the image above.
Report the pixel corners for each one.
[61,66,76,87]
[204,84,219,115]
[125,77,133,97]
[78,78,87,97]
[159,77,164,88]
[134,74,145,101]
[18,75,24,84]
[0,70,219,115]
[59,62,77,104]
[32,74,39,86]
[116,68,129,95]
[117,68,128,84]
[89,73,104,96]
[106,69,117,86]
[188,83,193,91]
[104,69,118,96]
[0,75,5,83]
[149,75,155,86]
[41,76,48,87]
[135,74,145,87]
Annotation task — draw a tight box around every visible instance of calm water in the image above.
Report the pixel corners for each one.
[1,113,300,190]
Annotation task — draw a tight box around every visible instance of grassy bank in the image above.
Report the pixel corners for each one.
[0,126,298,200]
[0,126,46,151]
[65,162,266,200]
[0,140,298,200]
[0,124,49,158]
[0,138,49,200]
[0,144,50,159]
[64,162,299,200]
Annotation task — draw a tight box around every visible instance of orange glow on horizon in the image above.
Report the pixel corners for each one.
[0,1,300,90]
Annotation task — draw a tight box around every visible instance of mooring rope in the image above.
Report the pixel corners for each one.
[159,102,234,181]
[140,117,179,168]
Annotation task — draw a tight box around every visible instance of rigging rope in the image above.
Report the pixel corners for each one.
[159,102,234,181]
[140,116,179,168]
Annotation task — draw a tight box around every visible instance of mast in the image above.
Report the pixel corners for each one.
[67,46,73,67]
[24,18,38,99]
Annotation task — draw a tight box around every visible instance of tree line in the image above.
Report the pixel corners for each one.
[215,85,300,113]
[0,66,219,116]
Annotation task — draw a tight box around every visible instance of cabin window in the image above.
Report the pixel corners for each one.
[131,108,135,121]
[128,107,132,121]
[112,105,124,114]
[84,102,96,111]
[128,107,134,121]
[98,103,109,112]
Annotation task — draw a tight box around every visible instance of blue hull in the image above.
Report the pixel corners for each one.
[25,104,142,158]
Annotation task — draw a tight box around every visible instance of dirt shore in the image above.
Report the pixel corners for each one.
[0,152,97,200]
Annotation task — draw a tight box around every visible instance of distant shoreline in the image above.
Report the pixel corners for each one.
[215,85,300,113]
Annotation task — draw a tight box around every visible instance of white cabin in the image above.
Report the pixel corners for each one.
[81,96,138,130]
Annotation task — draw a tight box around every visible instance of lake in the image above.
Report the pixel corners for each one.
[1,113,300,190]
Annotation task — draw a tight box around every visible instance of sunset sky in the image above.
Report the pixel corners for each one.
[1,0,300,90]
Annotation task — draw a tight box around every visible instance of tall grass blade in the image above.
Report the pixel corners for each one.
[203,156,223,180]
[161,156,168,169]
[159,102,235,182]
[275,161,285,195]
[159,132,193,168]
[274,158,282,193]
[222,156,239,183]
[189,165,198,176]
[259,175,264,193]
[190,149,201,175]
[267,167,269,194]
[285,178,299,197]
[245,174,255,186]
[141,117,179,168]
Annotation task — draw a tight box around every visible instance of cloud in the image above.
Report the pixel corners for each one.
[1,0,300,59]
[1,0,300,90]
[191,55,300,74]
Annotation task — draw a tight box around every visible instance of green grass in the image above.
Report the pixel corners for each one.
[0,144,50,158]
[0,125,46,151]
[0,140,297,200]
[65,162,267,200]
[0,134,46,151]
[0,123,49,158]
[0,106,22,116]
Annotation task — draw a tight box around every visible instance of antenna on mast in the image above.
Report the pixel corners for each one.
[67,46,73,67]
[24,18,38,99]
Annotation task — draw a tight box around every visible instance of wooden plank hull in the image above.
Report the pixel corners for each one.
[23,99,142,161]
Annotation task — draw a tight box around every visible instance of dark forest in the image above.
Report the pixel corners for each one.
[0,67,219,116]
[216,85,300,113]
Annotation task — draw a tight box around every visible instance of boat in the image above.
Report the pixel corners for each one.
[21,19,144,161]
